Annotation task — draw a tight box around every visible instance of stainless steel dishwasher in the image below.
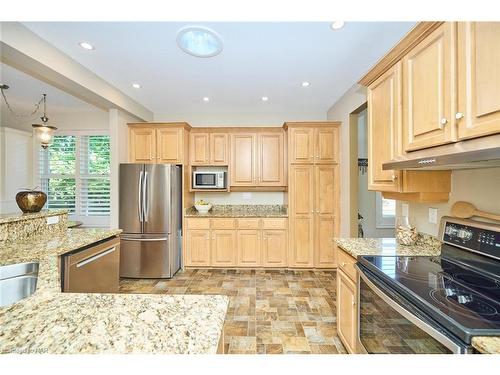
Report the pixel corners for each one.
[61,236,120,293]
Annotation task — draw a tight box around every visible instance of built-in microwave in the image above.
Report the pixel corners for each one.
[192,171,226,189]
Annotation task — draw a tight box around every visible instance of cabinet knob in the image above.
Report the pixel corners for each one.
[391,174,398,181]
[341,262,346,267]
[440,118,448,125]
[352,300,356,306]
[455,112,464,120]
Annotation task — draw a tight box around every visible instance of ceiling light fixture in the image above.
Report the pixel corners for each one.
[302,81,310,87]
[177,26,223,58]
[261,96,269,102]
[32,94,57,149]
[131,83,141,89]
[330,21,345,30]
[79,41,95,50]
[203,97,210,102]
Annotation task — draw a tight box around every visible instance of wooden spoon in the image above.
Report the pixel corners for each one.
[451,201,500,222]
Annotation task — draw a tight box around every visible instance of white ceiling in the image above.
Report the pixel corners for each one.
[21,22,415,116]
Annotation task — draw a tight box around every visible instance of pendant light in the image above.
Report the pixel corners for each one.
[32,94,57,149]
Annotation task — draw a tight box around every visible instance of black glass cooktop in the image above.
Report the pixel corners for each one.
[358,245,500,343]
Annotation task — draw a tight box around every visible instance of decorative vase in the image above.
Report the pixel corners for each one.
[15,189,47,213]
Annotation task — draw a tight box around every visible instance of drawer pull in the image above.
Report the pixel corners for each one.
[76,247,116,268]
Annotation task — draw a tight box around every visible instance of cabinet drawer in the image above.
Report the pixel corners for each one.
[211,218,237,229]
[337,248,357,281]
[262,218,287,229]
[237,218,261,229]
[186,218,210,229]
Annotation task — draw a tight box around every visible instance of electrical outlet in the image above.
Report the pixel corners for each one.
[46,215,60,225]
[428,208,438,224]
[402,203,409,217]
[242,192,252,200]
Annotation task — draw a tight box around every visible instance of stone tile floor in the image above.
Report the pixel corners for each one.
[119,269,346,354]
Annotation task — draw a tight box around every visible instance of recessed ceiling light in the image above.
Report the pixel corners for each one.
[79,42,94,50]
[261,96,269,102]
[302,81,310,87]
[131,83,141,89]
[203,97,210,102]
[330,21,345,30]
[177,26,223,58]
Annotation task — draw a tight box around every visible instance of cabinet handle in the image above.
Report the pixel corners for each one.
[341,262,346,267]
[440,118,448,125]
[352,299,356,307]
[455,112,464,120]
[391,174,398,181]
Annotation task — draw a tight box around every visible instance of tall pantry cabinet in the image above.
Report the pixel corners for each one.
[284,122,341,268]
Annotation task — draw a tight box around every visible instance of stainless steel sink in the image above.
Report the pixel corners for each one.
[0,262,39,307]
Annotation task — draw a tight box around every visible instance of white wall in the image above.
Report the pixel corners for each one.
[326,84,367,237]
[401,167,500,237]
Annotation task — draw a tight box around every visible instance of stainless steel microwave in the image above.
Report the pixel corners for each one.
[192,171,226,189]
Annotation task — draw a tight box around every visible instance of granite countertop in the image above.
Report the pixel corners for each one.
[335,235,442,259]
[0,209,69,225]
[185,204,288,218]
[471,337,500,354]
[0,229,228,354]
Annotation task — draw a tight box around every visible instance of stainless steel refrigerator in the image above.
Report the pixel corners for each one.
[119,163,182,278]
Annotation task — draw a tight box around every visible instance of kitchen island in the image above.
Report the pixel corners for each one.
[0,226,228,354]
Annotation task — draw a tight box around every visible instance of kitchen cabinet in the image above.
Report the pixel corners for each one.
[337,268,358,354]
[288,124,339,164]
[402,22,456,151]
[289,127,314,164]
[262,230,288,267]
[237,230,261,267]
[128,123,190,164]
[211,230,237,266]
[184,229,211,267]
[230,130,285,188]
[457,22,500,140]
[190,132,229,165]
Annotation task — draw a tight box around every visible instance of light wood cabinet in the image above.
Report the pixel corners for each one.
[289,217,315,267]
[211,230,237,266]
[230,133,257,186]
[129,126,156,163]
[337,268,358,354]
[288,124,339,164]
[457,22,500,140]
[185,229,211,267]
[367,61,402,192]
[237,230,261,267]
[190,132,229,165]
[402,23,456,151]
[258,132,285,186]
[210,133,229,164]
[262,230,288,267]
[289,127,314,164]
[315,127,339,164]
[128,123,189,164]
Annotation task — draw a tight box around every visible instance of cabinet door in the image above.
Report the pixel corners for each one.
[289,217,314,267]
[157,128,183,163]
[290,165,314,215]
[289,128,314,164]
[237,230,261,267]
[185,230,210,267]
[190,133,210,165]
[210,133,229,165]
[262,230,287,267]
[211,230,237,266]
[315,216,337,268]
[367,62,402,192]
[129,127,156,163]
[403,23,455,151]
[457,22,500,140]
[337,269,358,354]
[230,133,257,186]
[258,132,285,186]
[314,127,338,164]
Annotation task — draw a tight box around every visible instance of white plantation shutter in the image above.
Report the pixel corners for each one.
[39,132,110,227]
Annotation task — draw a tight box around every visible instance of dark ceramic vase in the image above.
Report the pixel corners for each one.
[15,190,47,213]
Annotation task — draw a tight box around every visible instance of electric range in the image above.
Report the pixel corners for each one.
[357,216,500,354]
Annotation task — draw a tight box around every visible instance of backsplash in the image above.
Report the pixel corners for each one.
[195,192,284,205]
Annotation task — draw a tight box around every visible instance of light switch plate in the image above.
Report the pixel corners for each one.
[428,208,438,224]
[402,203,409,217]
[46,215,60,225]
[242,192,252,200]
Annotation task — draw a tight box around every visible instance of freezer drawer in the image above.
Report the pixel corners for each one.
[120,235,175,278]
[62,236,120,293]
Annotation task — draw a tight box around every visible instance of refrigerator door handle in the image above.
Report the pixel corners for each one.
[138,170,144,222]
[143,171,149,222]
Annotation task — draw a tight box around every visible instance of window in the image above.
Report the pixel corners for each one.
[39,132,110,227]
[375,192,395,228]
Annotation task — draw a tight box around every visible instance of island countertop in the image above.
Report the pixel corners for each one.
[0,229,228,354]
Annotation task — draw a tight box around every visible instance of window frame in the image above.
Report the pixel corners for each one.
[375,192,396,229]
[36,130,110,227]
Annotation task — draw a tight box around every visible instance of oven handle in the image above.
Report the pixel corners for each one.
[357,265,464,354]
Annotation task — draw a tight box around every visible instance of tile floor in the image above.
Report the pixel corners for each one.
[119,269,346,354]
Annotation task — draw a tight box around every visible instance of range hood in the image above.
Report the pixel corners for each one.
[383,146,500,170]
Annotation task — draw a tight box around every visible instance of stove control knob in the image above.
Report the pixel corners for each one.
[457,295,473,304]
[457,229,473,242]
[444,288,455,297]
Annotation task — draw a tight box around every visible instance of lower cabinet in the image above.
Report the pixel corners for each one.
[184,218,287,268]
[336,248,360,354]
[289,216,315,267]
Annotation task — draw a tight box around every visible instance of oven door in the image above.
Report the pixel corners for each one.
[193,172,216,188]
[357,265,470,354]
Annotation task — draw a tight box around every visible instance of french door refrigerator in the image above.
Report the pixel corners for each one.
[119,163,182,278]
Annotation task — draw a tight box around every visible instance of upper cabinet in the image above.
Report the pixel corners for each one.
[457,22,500,140]
[286,123,340,165]
[190,131,229,165]
[230,130,285,188]
[402,23,456,151]
[128,123,190,164]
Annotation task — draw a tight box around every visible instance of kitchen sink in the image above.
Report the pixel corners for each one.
[0,262,39,307]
